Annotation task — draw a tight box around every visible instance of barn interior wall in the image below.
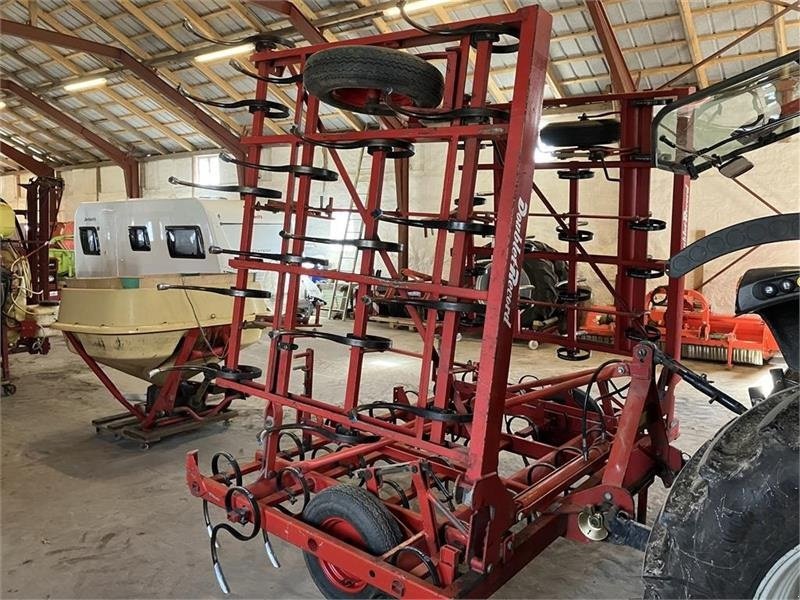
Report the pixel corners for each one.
[0,136,795,312]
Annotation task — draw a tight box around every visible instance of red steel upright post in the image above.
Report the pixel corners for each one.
[465,9,551,480]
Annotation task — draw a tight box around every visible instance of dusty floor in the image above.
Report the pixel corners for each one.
[1,321,780,599]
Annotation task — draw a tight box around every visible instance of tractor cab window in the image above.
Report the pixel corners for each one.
[653,53,799,178]
[128,226,151,251]
[79,226,100,256]
[165,226,205,259]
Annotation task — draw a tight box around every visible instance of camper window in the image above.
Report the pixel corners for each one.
[79,226,100,256]
[165,226,205,259]
[128,226,151,251]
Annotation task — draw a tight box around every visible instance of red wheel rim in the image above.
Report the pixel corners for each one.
[331,88,414,111]
[318,517,368,593]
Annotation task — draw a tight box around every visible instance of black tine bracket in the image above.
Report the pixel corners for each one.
[349,401,473,424]
[228,59,303,85]
[157,283,272,299]
[629,218,667,231]
[168,176,282,199]
[382,91,508,123]
[270,329,392,351]
[373,209,495,236]
[626,267,666,279]
[219,151,338,182]
[557,288,591,304]
[209,245,329,269]
[557,347,591,361]
[177,84,289,118]
[260,422,380,445]
[150,362,262,382]
[290,125,415,159]
[182,18,293,50]
[279,230,403,252]
[557,228,594,242]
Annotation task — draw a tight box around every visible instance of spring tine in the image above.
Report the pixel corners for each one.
[210,527,230,594]
[263,530,281,569]
[203,501,220,548]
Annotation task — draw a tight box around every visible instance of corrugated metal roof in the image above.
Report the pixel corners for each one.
[0,0,796,168]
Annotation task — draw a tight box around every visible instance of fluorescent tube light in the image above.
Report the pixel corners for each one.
[383,0,450,18]
[63,77,107,92]
[195,44,254,63]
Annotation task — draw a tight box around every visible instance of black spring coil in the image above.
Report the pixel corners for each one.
[210,485,278,594]
[390,546,442,587]
[275,466,312,516]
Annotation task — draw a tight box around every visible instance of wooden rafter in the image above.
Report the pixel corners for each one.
[677,0,708,88]
[28,11,205,152]
[774,4,789,56]
[13,10,197,152]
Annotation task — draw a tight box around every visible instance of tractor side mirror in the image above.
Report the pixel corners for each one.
[718,156,754,179]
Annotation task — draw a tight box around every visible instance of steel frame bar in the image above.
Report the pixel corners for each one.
[0,141,54,177]
[585,0,635,93]
[187,6,689,599]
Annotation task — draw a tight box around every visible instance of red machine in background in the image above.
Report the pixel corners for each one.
[1,176,62,396]
[581,286,779,368]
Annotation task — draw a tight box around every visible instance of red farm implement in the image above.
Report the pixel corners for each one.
[168,5,779,599]
[581,287,780,368]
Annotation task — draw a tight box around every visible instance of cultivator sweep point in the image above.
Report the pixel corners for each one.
[180,6,701,598]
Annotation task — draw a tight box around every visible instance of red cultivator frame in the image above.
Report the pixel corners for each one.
[183,6,697,598]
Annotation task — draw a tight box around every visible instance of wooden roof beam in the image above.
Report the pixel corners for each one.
[1,114,97,163]
[0,79,140,197]
[774,4,789,56]
[677,0,709,87]
[585,0,635,93]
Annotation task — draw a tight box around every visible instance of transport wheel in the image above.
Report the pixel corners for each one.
[304,485,403,599]
[540,118,621,148]
[642,384,799,599]
[528,340,539,350]
[303,45,444,115]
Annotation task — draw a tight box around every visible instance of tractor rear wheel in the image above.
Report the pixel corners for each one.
[642,384,799,599]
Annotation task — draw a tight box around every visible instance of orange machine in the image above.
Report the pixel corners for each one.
[580,286,779,367]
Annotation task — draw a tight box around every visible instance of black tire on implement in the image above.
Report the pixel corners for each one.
[540,118,621,148]
[642,385,799,599]
[303,485,403,599]
[303,45,444,116]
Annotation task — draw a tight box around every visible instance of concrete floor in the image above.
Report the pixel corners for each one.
[1,321,779,599]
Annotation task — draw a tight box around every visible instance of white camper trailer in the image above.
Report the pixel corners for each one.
[71,197,284,278]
